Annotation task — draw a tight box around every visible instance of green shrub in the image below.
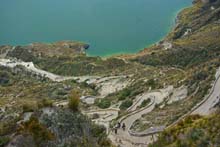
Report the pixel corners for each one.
[193,71,209,81]
[149,114,220,147]
[56,89,68,96]
[120,99,133,110]
[91,125,106,138]
[96,99,111,109]
[91,125,111,147]
[139,99,151,108]
[38,98,53,108]
[0,136,10,147]
[68,90,80,111]
[22,103,36,113]
[189,128,204,141]
[0,119,18,136]
[98,138,112,147]
[146,79,156,89]
[118,88,132,101]
[0,72,10,86]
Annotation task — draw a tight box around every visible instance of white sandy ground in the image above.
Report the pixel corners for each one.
[96,77,131,97]
[80,96,97,105]
[167,85,188,104]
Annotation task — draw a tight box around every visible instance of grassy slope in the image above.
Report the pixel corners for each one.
[149,114,220,147]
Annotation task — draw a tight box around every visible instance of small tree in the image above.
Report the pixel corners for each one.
[68,90,80,111]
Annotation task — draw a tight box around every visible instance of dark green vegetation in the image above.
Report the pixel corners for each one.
[139,98,151,108]
[95,98,111,109]
[0,136,10,147]
[119,99,133,110]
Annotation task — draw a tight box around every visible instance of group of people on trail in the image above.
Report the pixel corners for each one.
[113,122,126,134]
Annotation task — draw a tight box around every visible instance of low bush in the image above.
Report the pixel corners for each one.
[0,118,18,136]
[38,98,53,108]
[149,114,220,147]
[146,79,156,89]
[0,136,10,147]
[68,90,80,111]
[96,99,111,109]
[118,88,132,101]
[139,99,151,108]
[22,103,37,113]
[18,116,55,145]
[0,72,10,86]
[120,99,133,110]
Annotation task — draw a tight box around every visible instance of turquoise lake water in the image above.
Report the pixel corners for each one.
[0,0,192,56]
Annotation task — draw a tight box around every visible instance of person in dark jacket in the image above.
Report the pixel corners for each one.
[122,123,126,131]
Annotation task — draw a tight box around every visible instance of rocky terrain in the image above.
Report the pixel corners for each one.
[0,0,220,147]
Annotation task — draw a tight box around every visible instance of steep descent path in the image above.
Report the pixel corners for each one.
[108,68,220,147]
[108,89,171,147]
[192,68,220,115]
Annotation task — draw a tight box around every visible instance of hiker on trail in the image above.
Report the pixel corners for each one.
[114,127,118,134]
[122,123,126,131]
[117,122,121,128]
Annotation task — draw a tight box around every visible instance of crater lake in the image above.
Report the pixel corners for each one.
[0,0,192,56]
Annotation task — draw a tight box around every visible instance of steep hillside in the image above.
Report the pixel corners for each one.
[0,0,220,147]
[134,0,220,68]
[128,0,220,145]
[149,114,220,147]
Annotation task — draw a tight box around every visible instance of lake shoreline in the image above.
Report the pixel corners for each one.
[0,0,192,57]
[86,3,193,58]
